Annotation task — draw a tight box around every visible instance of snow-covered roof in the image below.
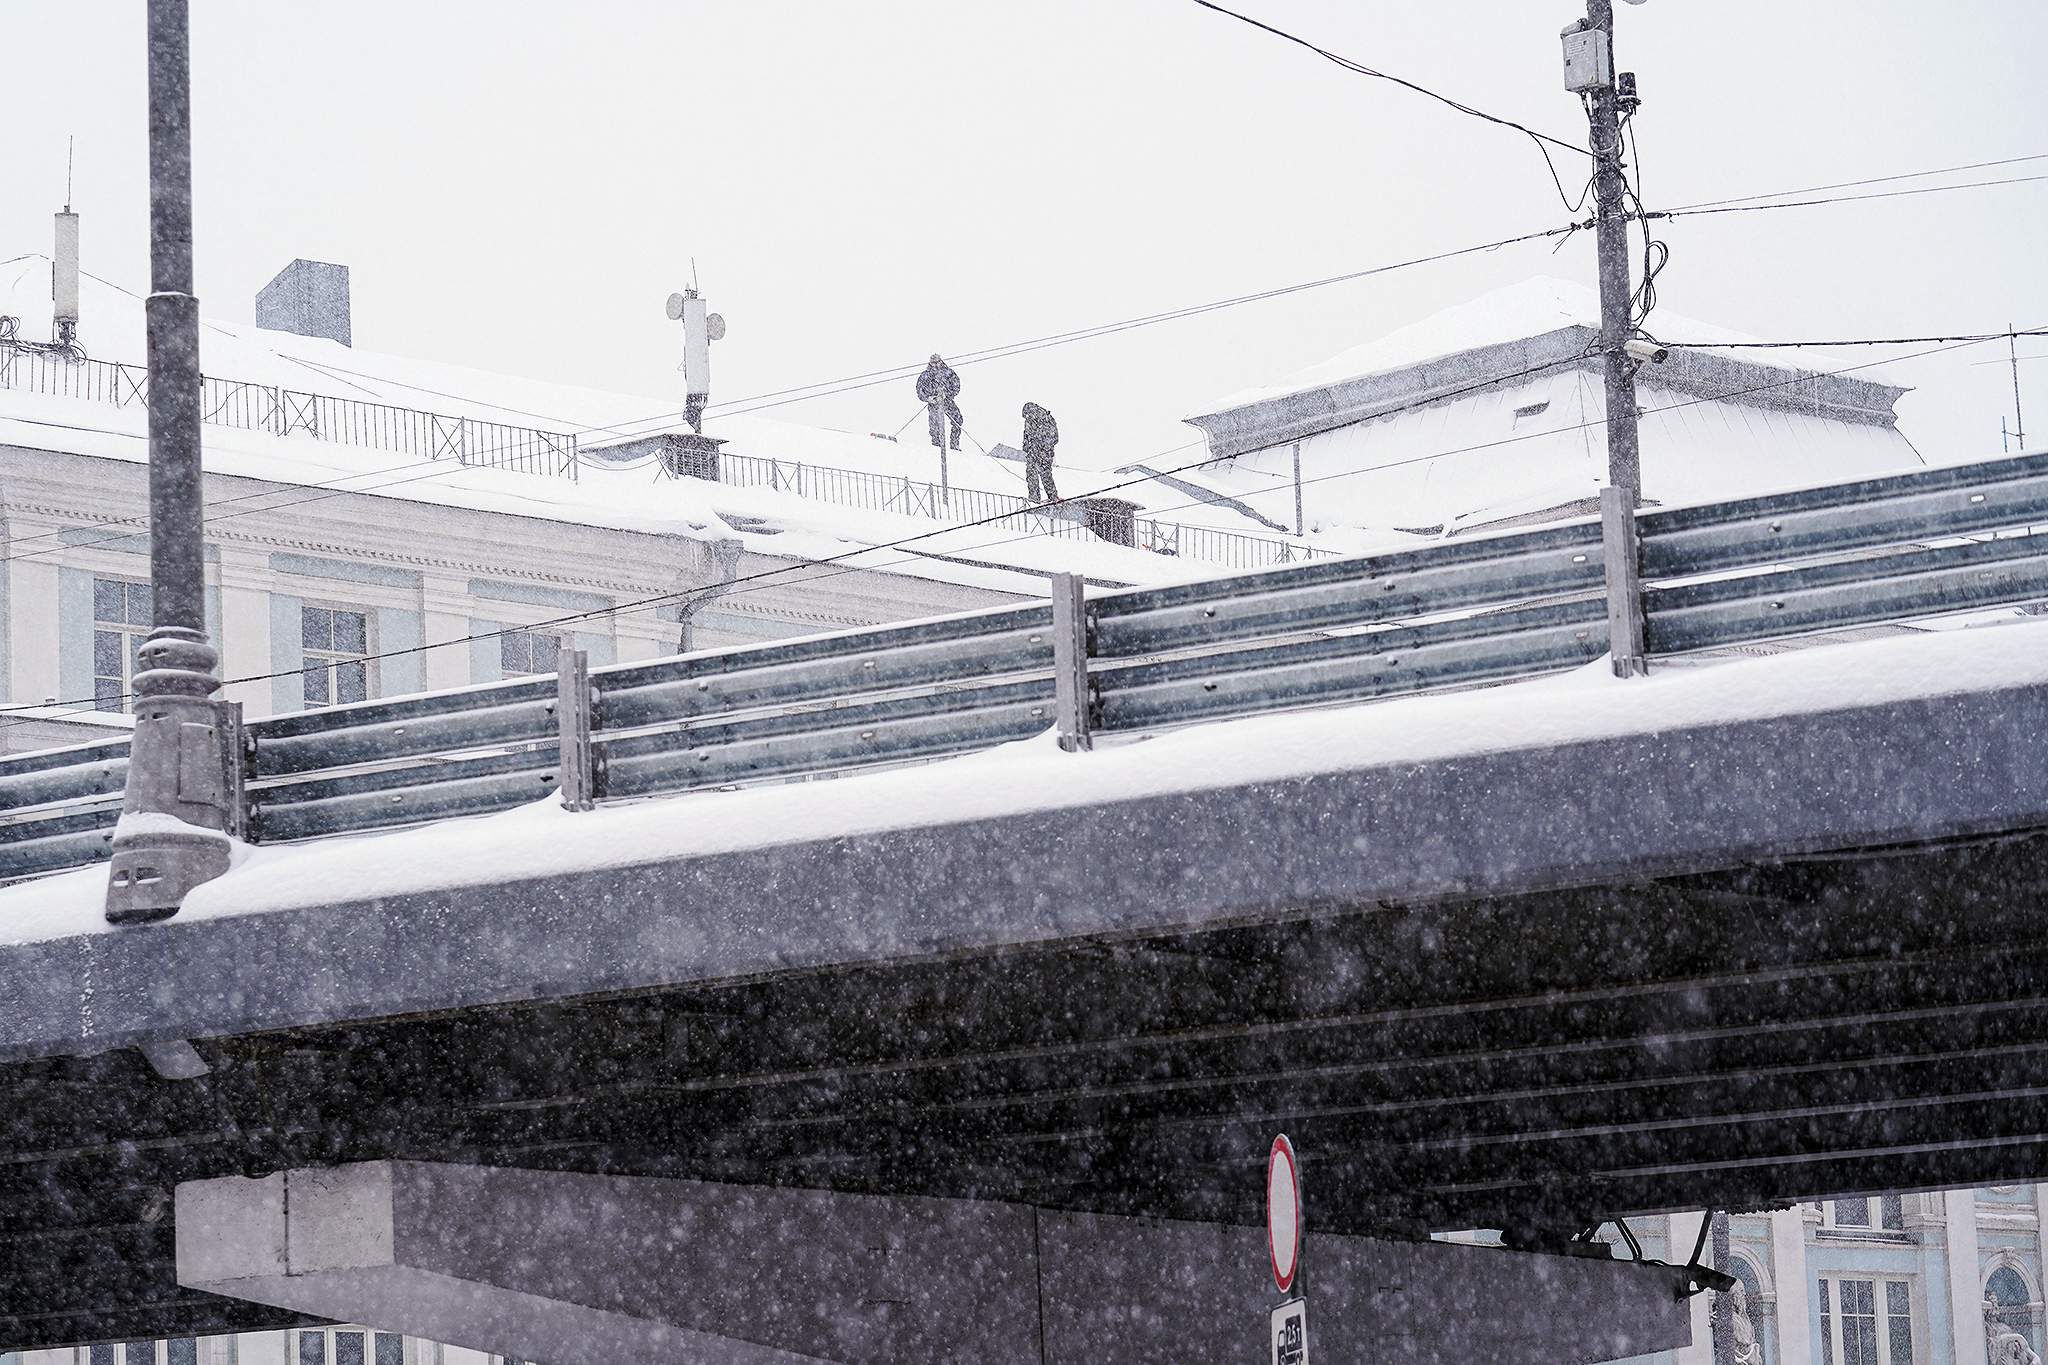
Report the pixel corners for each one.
[1202,276,1863,413]
[1199,366,1925,537]
[0,254,1258,591]
[0,254,1290,543]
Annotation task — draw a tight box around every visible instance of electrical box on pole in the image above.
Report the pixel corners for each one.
[1561,25,1612,92]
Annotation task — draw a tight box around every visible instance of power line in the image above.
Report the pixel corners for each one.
[0,358,1590,723]
[1660,330,2048,351]
[276,224,1577,444]
[1185,0,1591,214]
[1647,173,2048,223]
[1186,0,1586,156]
[1665,152,2048,214]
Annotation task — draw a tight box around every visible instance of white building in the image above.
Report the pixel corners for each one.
[1176,277,1925,545]
[0,247,1283,753]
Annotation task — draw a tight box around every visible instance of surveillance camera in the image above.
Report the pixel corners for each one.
[1624,338,1669,365]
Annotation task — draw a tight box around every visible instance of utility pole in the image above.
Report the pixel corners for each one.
[1567,0,1648,675]
[105,0,234,924]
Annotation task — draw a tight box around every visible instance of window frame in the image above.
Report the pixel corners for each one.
[300,603,375,708]
[293,1328,407,1365]
[90,575,154,713]
[1817,1274,1916,1365]
[499,627,566,678]
[1822,1196,1908,1236]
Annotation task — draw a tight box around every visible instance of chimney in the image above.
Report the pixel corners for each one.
[255,258,351,347]
[52,209,80,347]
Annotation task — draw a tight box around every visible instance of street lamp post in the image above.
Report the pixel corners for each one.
[104,0,234,924]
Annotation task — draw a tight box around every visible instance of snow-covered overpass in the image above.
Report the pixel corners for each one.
[1,617,2046,1358]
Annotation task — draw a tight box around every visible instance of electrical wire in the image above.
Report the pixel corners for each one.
[1646,173,2048,224]
[1665,151,2048,214]
[1186,0,1586,156]
[0,220,1574,581]
[275,224,1578,444]
[0,357,1589,723]
[1184,0,1592,215]
[1659,330,2048,350]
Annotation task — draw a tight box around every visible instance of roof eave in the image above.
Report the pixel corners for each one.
[1185,328,1597,459]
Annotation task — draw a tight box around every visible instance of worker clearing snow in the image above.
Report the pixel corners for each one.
[916,354,964,452]
[1020,401,1060,502]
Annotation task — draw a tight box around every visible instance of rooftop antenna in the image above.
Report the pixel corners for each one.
[52,136,80,350]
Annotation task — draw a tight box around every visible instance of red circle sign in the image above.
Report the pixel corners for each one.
[1267,1134,1301,1293]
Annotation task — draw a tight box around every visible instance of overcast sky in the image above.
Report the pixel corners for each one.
[4,0,2046,470]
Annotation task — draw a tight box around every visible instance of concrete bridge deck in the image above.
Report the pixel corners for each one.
[1,623,2045,1349]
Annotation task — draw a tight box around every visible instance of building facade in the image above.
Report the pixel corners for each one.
[1617,1190,2047,1365]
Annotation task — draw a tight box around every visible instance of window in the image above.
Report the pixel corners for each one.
[165,1344,197,1365]
[1819,1277,1914,1365]
[296,1331,403,1365]
[123,1345,155,1365]
[302,606,371,706]
[1826,1196,1905,1233]
[500,629,563,677]
[92,577,152,712]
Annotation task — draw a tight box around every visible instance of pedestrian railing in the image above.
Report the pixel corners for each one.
[707,448,1340,570]
[2,449,2046,885]
[0,341,581,479]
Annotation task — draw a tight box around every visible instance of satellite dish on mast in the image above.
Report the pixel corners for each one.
[664,292,688,321]
[706,313,726,342]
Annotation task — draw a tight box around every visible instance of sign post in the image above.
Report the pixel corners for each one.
[1267,1134,1308,1364]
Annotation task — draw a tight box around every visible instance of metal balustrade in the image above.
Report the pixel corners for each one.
[0,342,581,479]
[2,338,1334,569]
[3,450,2046,887]
[710,448,1339,570]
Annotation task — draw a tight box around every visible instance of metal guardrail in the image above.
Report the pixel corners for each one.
[2,451,2046,884]
[710,449,1339,571]
[0,341,581,479]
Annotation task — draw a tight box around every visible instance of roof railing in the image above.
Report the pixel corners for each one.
[0,340,581,480]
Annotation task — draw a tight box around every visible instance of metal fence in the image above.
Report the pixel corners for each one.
[4,449,2047,885]
[0,342,581,479]
[711,449,1338,571]
[0,338,1329,568]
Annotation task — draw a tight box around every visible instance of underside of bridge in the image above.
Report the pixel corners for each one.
[4,821,2046,1351]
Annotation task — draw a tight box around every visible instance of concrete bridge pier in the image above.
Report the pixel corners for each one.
[175,1161,1696,1365]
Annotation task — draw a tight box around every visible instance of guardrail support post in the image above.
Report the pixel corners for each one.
[1051,572,1093,752]
[218,700,248,842]
[1600,485,1648,678]
[556,648,597,811]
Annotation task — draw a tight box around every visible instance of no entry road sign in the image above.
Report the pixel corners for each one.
[1267,1133,1301,1294]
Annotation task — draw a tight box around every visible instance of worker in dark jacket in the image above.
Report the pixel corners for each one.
[1021,401,1060,503]
[916,354,963,452]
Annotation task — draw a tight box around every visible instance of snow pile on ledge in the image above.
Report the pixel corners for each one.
[2,617,2044,946]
